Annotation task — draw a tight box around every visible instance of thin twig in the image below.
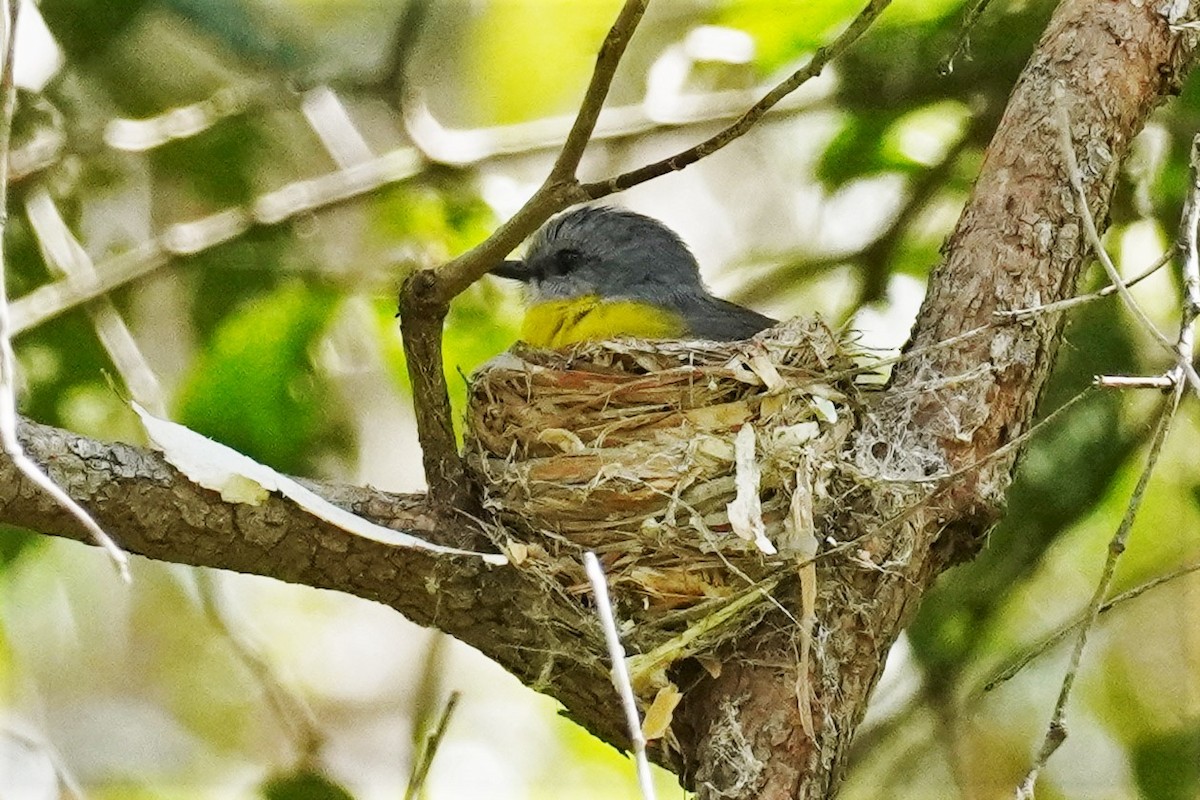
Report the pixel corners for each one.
[1055,98,1200,395]
[1014,386,1180,799]
[1094,374,1177,389]
[984,558,1200,693]
[939,0,998,75]
[584,551,657,800]
[24,187,167,415]
[999,248,1173,321]
[581,0,893,198]
[428,0,650,301]
[0,0,129,579]
[548,0,649,183]
[1174,134,1200,393]
[404,691,461,800]
[408,633,448,771]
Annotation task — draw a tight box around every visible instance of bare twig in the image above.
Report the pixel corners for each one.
[858,555,1200,783]
[581,0,893,198]
[429,0,650,302]
[404,691,461,800]
[1094,374,1177,389]
[1174,134,1200,391]
[984,558,1200,693]
[409,633,448,766]
[1014,386,1180,799]
[0,0,129,578]
[548,0,649,183]
[584,551,657,800]
[939,0,998,75]
[24,187,167,415]
[1055,98,1200,395]
[999,248,1173,321]
[1014,129,1200,789]
[104,81,276,151]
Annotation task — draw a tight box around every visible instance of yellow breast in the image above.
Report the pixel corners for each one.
[520,296,687,348]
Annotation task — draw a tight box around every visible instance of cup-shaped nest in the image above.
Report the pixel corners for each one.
[465,317,861,613]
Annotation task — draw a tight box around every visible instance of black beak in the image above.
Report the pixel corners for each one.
[492,259,532,281]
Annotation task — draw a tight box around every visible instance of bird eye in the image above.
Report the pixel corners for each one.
[553,248,584,275]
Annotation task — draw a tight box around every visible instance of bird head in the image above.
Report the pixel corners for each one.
[493,206,705,302]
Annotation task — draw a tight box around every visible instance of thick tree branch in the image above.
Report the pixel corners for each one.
[664,1,1200,797]
[0,417,630,749]
[892,0,1198,508]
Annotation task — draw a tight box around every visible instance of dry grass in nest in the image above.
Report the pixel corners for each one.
[466,317,864,637]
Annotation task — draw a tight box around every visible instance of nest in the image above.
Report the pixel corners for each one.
[466,317,863,625]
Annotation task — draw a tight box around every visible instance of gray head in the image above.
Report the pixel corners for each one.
[493,206,708,302]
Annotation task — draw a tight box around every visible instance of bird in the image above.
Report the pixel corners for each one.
[492,206,776,348]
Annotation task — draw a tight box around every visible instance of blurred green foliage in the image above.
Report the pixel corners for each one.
[1133,726,1200,800]
[175,283,343,474]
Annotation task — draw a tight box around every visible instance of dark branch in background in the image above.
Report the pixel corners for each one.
[379,0,432,104]
[733,124,973,310]
[856,132,973,305]
[939,0,1000,76]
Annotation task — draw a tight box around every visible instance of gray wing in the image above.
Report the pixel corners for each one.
[677,295,777,341]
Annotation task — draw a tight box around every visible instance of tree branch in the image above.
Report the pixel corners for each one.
[580,0,893,199]
[888,0,1198,508]
[0,417,630,751]
[665,1,1200,797]
[548,0,649,184]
